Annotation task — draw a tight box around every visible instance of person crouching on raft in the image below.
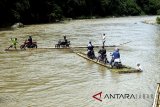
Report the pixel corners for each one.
[136,63,143,71]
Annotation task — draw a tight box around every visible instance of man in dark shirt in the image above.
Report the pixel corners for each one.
[63,36,67,44]
[97,46,108,63]
[28,36,32,46]
[98,46,106,56]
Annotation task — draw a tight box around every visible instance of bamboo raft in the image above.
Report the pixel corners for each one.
[4,47,70,51]
[72,45,117,48]
[75,52,141,73]
[153,83,160,107]
[4,45,118,51]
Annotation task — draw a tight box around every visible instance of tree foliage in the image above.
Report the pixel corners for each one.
[0,0,160,26]
[156,16,160,24]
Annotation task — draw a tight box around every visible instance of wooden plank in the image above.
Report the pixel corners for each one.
[4,49,24,51]
[153,83,160,107]
[73,45,117,48]
[4,47,71,51]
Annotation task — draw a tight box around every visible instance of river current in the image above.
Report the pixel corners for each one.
[0,16,160,107]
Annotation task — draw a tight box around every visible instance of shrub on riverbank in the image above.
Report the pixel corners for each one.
[156,17,160,24]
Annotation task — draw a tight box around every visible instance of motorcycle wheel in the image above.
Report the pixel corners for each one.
[20,45,26,50]
[104,58,109,64]
[34,44,37,48]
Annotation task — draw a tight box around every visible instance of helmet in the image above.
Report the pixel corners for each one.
[115,47,119,51]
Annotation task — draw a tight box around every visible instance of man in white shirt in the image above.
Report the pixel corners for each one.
[136,63,143,71]
[102,34,106,47]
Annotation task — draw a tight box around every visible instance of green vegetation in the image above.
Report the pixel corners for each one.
[156,17,160,24]
[0,0,160,27]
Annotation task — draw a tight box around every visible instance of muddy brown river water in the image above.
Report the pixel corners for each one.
[0,16,160,107]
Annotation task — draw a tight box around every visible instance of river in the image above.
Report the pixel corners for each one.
[0,16,160,107]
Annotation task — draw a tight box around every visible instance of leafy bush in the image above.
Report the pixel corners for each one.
[156,17,160,24]
[157,9,160,15]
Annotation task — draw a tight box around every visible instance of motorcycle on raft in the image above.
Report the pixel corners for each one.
[87,50,96,59]
[110,58,123,69]
[55,40,70,48]
[97,54,109,64]
[20,40,37,50]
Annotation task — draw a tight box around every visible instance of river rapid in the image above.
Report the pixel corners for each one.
[0,16,160,107]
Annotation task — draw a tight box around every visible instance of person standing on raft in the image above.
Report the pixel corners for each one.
[102,33,106,47]
[7,38,18,50]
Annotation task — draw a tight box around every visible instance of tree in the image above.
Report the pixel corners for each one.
[148,0,160,15]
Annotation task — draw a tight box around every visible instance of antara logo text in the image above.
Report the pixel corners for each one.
[92,91,153,103]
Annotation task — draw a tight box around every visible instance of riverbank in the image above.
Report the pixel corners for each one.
[142,19,157,25]
[0,15,158,31]
[141,15,160,25]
